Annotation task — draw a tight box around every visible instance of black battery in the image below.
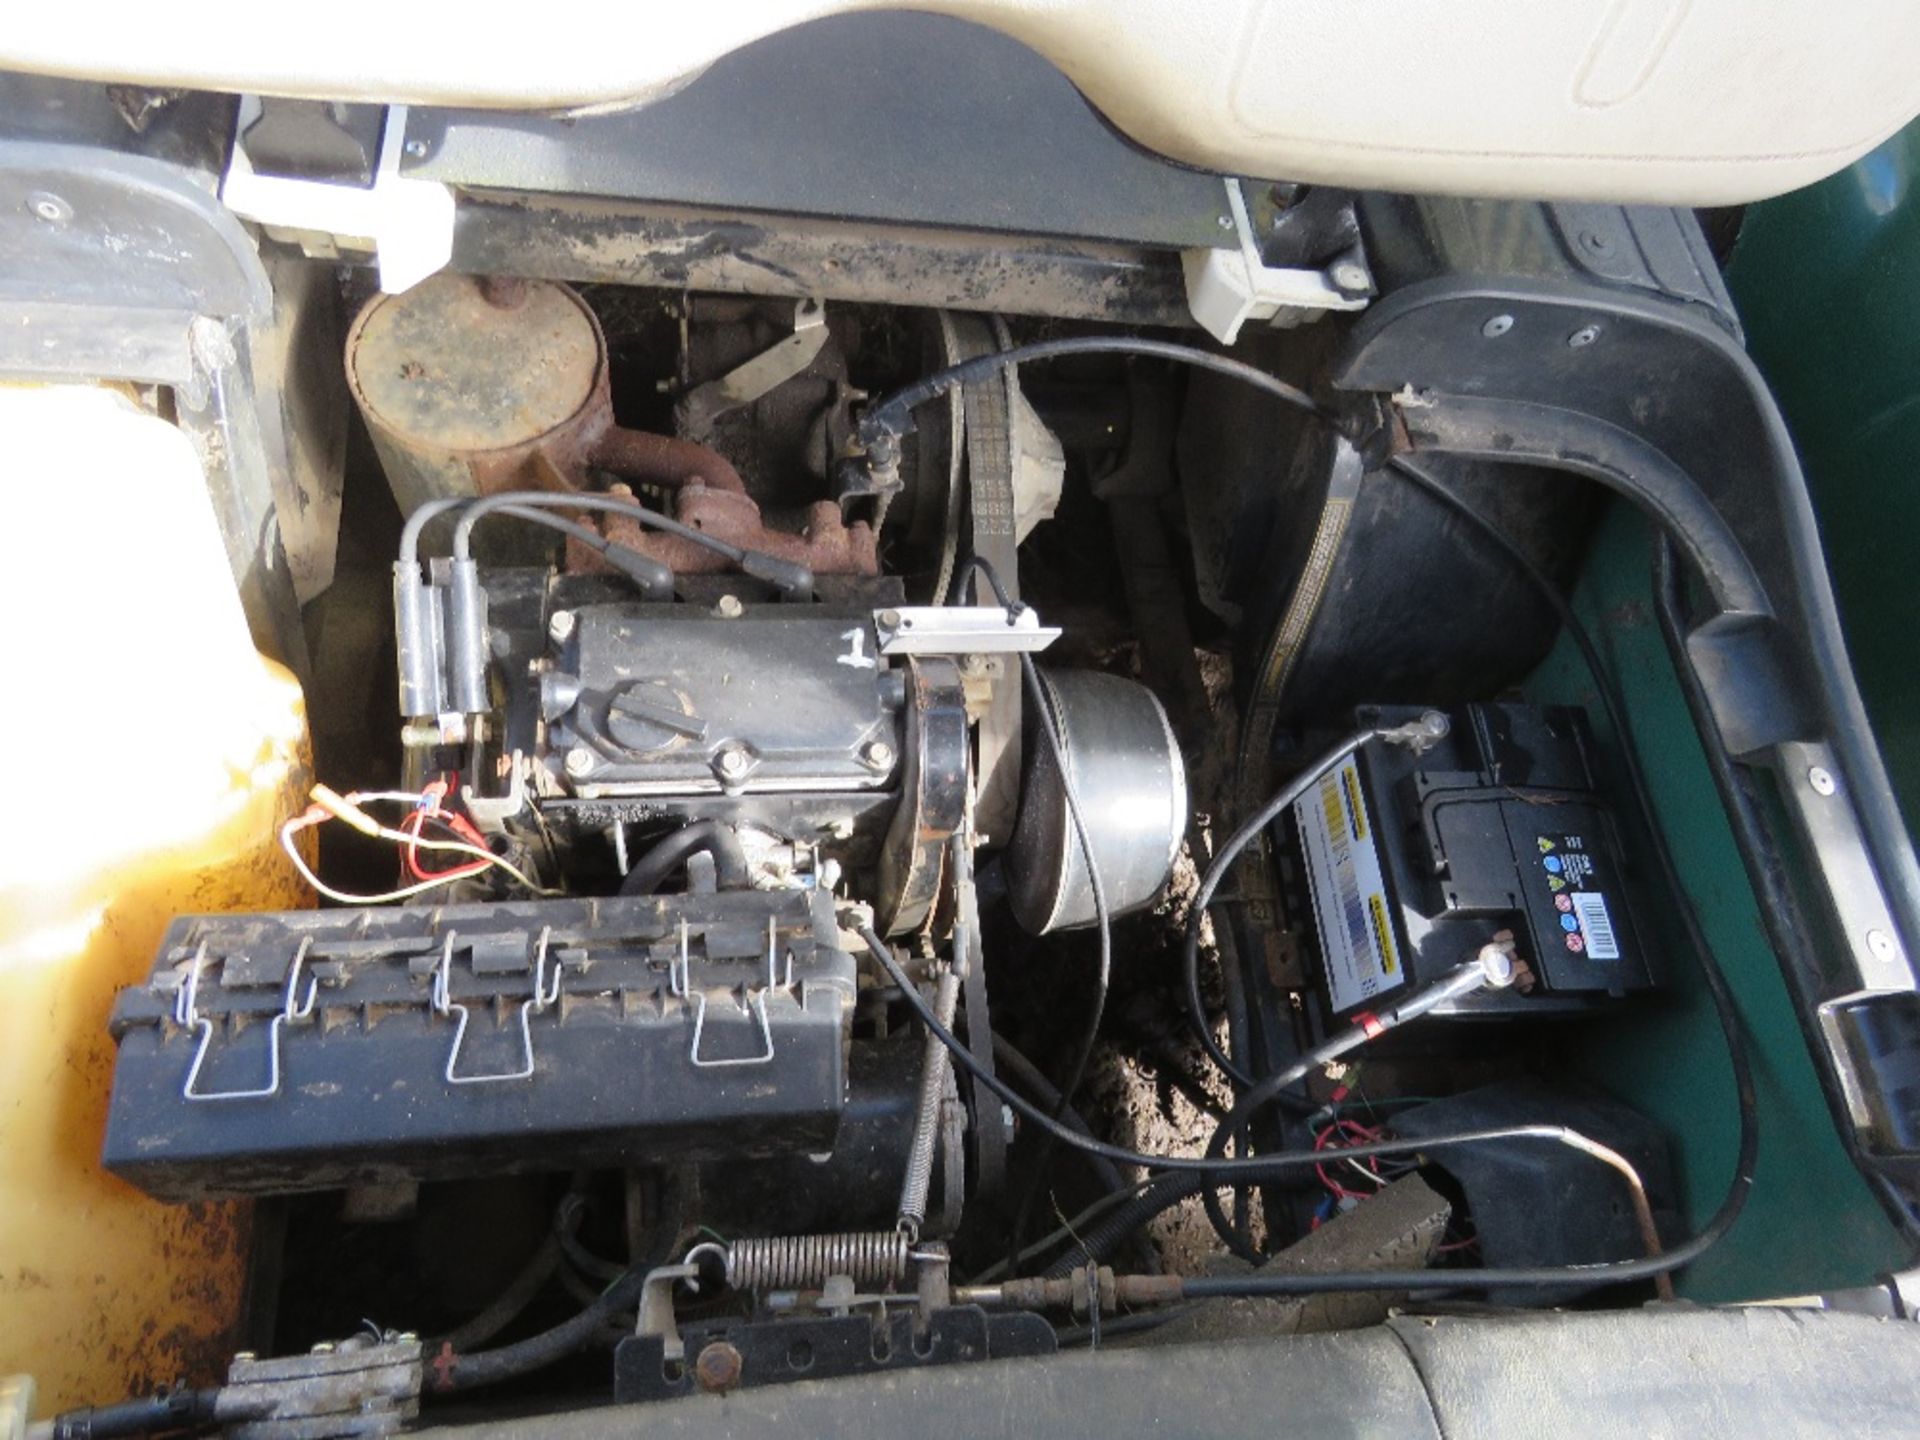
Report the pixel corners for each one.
[1277,702,1656,1020]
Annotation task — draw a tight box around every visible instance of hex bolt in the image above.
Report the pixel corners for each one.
[863,740,896,770]
[694,1341,744,1394]
[716,594,745,619]
[548,609,576,645]
[716,746,751,781]
[1331,261,1370,291]
[1481,314,1515,338]
[1808,765,1837,796]
[879,609,902,630]
[27,191,71,223]
[1567,325,1601,349]
[1868,929,1898,963]
[564,746,597,779]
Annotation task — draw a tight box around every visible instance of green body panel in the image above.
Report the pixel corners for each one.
[1726,123,1920,833]
[1526,505,1908,1300]
[1515,125,1920,1299]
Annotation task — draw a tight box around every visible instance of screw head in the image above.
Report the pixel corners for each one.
[1868,929,1898,963]
[863,740,896,770]
[715,594,744,619]
[1808,765,1837,796]
[564,745,596,778]
[1216,213,1235,231]
[548,609,576,645]
[27,191,71,223]
[879,609,902,629]
[1481,314,1515,339]
[1331,261,1370,292]
[694,1340,744,1393]
[403,138,429,159]
[1568,325,1601,349]
[716,746,751,780]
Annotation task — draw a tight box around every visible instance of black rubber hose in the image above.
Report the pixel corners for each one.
[990,1033,1128,1198]
[1042,1172,1201,1277]
[432,1179,686,1393]
[45,1389,224,1439]
[619,820,750,895]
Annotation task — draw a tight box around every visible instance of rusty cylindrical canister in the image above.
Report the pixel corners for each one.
[345,273,877,578]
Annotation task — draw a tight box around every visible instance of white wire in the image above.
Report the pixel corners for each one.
[279,789,555,904]
[280,821,475,905]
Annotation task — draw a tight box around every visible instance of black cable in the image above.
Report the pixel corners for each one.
[959,557,1115,1274]
[1042,1172,1202,1277]
[1181,729,1382,1092]
[452,490,745,565]
[861,923,1734,1291]
[860,337,1326,448]
[989,1033,1129,1197]
[1054,1303,1198,1347]
[432,1176,686,1392]
[618,819,750,895]
[45,1389,226,1439]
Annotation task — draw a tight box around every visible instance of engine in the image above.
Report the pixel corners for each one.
[101,276,1187,1323]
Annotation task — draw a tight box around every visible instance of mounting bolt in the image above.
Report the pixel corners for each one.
[1216,213,1235,231]
[1330,261,1370,291]
[27,191,72,224]
[564,746,596,779]
[548,609,576,645]
[715,594,745,619]
[716,746,751,781]
[1567,325,1601,349]
[694,1340,744,1394]
[863,740,896,770]
[1808,765,1837,796]
[1868,929,1898,964]
[878,609,902,630]
[403,138,429,159]
[1481,314,1514,339]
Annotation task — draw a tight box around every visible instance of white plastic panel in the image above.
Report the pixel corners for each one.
[5,0,1919,204]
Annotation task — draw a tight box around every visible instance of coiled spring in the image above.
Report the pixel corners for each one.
[722,1231,912,1291]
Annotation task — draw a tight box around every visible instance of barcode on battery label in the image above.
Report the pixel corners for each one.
[1571,891,1620,960]
[1319,777,1371,969]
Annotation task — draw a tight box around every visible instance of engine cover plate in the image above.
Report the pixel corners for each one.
[103,889,856,1201]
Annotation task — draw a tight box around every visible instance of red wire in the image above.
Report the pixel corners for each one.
[1315,1118,1388,1199]
[400,779,492,882]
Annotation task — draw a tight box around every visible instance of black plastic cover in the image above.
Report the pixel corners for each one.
[103,889,856,1201]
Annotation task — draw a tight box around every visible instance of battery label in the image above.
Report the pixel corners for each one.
[1296,758,1404,1011]
[1537,834,1620,961]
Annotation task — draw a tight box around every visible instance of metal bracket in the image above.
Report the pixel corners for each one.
[636,1263,704,1364]
[677,915,789,1069]
[1182,179,1369,344]
[680,297,829,438]
[460,749,529,833]
[179,938,318,1102]
[222,100,455,294]
[431,927,560,1085]
[872,605,1060,656]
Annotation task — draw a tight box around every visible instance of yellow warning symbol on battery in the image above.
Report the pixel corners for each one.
[1538,837,1557,854]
